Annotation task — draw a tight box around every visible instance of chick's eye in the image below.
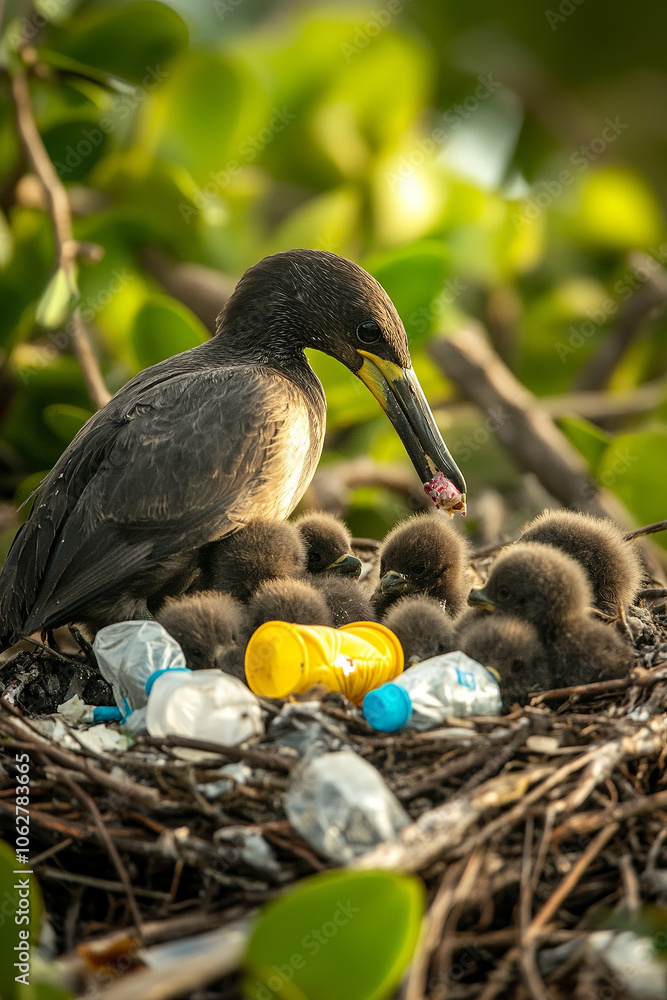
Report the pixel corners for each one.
[356,320,382,344]
[498,585,511,600]
[412,564,428,577]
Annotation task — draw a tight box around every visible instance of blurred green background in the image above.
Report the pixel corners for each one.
[1,0,666,557]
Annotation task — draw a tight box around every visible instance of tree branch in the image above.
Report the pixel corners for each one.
[10,66,111,410]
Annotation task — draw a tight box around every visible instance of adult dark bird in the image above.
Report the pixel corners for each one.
[156,591,245,671]
[0,250,466,650]
[372,513,469,619]
[458,616,548,708]
[194,519,307,603]
[519,509,643,623]
[294,511,362,577]
[467,542,631,686]
[382,595,457,665]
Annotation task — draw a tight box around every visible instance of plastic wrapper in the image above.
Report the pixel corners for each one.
[93,620,186,717]
[284,748,409,863]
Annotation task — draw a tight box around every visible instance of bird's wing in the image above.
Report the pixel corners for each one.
[3,365,320,637]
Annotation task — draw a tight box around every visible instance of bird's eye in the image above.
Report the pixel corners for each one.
[498,586,511,600]
[356,320,382,344]
[412,564,428,577]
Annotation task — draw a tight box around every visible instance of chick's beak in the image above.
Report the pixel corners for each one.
[468,588,495,612]
[325,553,362,577]
[356,351,466,509]
[380,570,410,597]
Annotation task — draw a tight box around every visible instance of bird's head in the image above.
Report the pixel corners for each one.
[468,542,593,630]
[219,249,467,502]
[378,513,467,606]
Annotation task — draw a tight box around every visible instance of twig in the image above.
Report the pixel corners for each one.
[61,773,144,937]
[526,823,619,940]
[141,734,296,772]
[575,251,667,392]
[429,325,624,522]
[9,66,110,410]
[625,520,667,540]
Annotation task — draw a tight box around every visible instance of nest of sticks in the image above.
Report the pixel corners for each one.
[1,623,666,1000]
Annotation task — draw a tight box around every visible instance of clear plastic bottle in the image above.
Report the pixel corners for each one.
[284,749,409,863]
[146,668,263,745]
[362,651,502,732]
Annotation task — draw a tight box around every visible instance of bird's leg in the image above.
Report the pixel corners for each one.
[617,604,635,643]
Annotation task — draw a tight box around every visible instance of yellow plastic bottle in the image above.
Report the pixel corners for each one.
[244,621,404,704]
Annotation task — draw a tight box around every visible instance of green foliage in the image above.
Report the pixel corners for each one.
[243,869,424,1000]
[130,294,208,369]
[0,0,666,550]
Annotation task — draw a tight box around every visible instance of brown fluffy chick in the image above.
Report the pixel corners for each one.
[468,542,631,686]
[382,595,457,665]
[196,519,307,603]
[519,509,643,620]
[311,576,375,627]
[294,511,362,577]
[156,591,245,671]
[372,513,469,619]
[458,616,549,708]
[219,577,333,681]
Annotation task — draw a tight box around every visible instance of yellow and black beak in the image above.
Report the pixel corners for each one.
[380,570,410,597]
[325,553,362,577]
[356,351,466,509]
[468,588,495,612]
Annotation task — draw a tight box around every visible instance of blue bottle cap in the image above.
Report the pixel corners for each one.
[92,706,123,723]
[145,666,192,696]
[362,683,412,732]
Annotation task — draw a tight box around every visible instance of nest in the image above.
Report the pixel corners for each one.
[1,625,667,1000]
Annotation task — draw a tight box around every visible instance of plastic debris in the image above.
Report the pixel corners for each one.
[198,762,254,799]
[269,700,348,754]
[213,826,285,879]
[284,748,409,863]
[93,619,187,720]
[363,651,503,732]
[245,620,403,703]
[57,693,122,725]
[146,668,263,745]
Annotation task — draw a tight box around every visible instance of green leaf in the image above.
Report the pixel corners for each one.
[42,404,93,443]
[365,241,453,345]
[558,415,611,475]
[597,429,667,548]
[42,118,110,183]
[130,294,208,370]
[0,841,43,1000]
[243,869,424,1000]
[53,1,188,85]
[148,50,265,185]
[35,267,78,330]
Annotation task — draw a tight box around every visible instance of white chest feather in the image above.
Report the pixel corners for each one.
[271,401,323,520]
